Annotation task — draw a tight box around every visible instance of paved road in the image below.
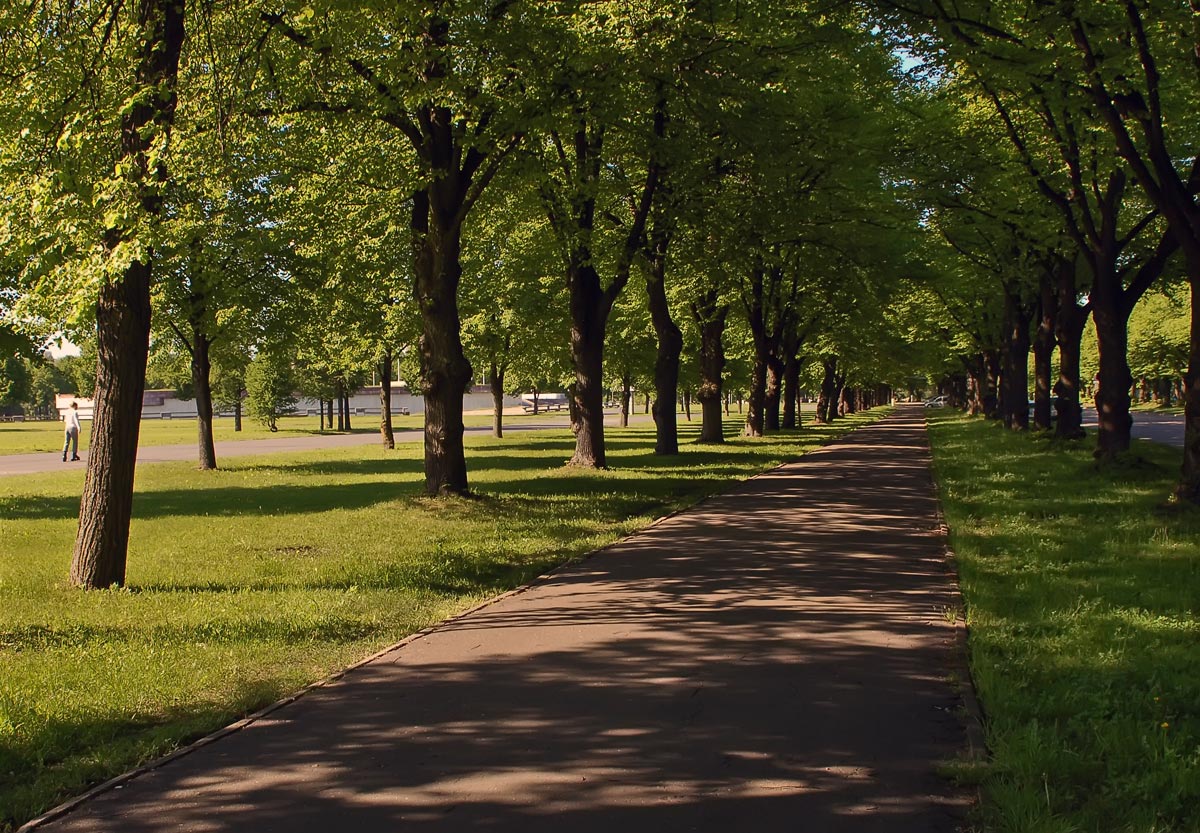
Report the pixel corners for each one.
[25,406,971,833]
[1082,409,1184,448]
[0,415,625,477]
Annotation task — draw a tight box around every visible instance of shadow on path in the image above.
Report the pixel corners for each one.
[30,407,971,833]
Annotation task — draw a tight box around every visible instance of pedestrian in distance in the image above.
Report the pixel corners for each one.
[62,401,81,462]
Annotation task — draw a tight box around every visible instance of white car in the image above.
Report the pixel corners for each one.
[923,395,948,408]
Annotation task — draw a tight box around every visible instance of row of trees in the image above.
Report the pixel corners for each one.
[883,1,1198,485]
[6,1,1195,588]
[1,2,927,588]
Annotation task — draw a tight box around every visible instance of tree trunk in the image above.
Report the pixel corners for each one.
[490,359,505,439]
[568,262,611,467]
[1178,251,1200,501]
[70,264,153,589]
[234,398,242,432]
[380,351,395,449]
[692,292,728,444]
[782,354,801,429]
[982,349,1002,420]
[191,324,217,469]
[645,238,681,455]
[744,355,767,437]
[69,0,184,589]
[1032,271,1057,431]
[1055,260,1089,439]
[620,373,631,428]
[815,357,837,424]
[1092,282,1133,458]
[835,375,848,418]
[343,392,352,431]
[764,356,783,432]
[1001,286,1032,431]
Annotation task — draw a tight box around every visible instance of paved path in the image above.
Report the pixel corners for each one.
[1084,410,1185,448]
[0,415,614,477]
[26,407,971,832]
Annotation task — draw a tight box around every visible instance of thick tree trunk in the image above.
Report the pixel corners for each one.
[692,293,728,444]
[646,242,681,455]
[343,393,352,431]
[380,351,395,449]
[835,375,848,418]
[1032,272,1057,431]
[1055,261,1089,439]
[1092,289,1134,458]
[70,264,153,588]
[982,349,1002,420]
[413,192,472,493]
[745,356,767,437]
[782,355,801,430]
[234,398,242,432]
[191,324,217,469]
[490,360,505,439]
[1001,288,1032,431]
[1177,249,1200,501]
[815,357,837,424]
[764,356,783,432]
[568,263,612,468]
[69,0,184,589]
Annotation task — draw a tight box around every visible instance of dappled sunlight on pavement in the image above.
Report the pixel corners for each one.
[32,406,971,833]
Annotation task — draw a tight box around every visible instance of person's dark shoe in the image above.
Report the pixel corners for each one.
[62,455,67,462]
[71,456,81,461]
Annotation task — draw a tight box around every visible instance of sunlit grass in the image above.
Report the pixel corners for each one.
[927,412,1200,833]
[0,409,883,830]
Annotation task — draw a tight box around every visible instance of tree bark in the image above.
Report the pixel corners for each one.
[413,190,472,493]
[815,357,837,424]
[191,323,217,469]
[692,293,728,444]
[782,354,802,429]
[70,0,184,589]
[1032,270,1057,431]
[567,261,611,467]
[645,232,681,455]
[1001,284,1032,431]
[1055,258,1089,440]
[982,349,1002,419]
[234,398,243,432]
[490,359,505,439]
[764,356,783,432]
[380,351,395,449]
[620,373,631,428]
[1092,276,1134,457]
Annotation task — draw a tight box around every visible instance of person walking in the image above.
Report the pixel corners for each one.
[62,401,82,462]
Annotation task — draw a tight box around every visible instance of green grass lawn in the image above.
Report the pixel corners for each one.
[927,412,1200,833]
[0,410,883,831]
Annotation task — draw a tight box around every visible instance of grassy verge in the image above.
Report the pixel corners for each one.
[0,410,884,830]
[927,411,1200,833]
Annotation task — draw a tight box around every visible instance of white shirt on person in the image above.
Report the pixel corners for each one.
[64,408,81,433]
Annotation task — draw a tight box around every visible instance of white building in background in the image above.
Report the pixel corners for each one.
[56,386,530,422]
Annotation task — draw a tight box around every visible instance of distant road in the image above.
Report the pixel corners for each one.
[1082,409,1184,448]
[0,414,637,478]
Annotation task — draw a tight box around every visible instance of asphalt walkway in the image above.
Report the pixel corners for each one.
[25,406,972,832]
[0,415,622,477]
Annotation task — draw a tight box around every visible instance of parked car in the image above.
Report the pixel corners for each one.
[923,395,948,408]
